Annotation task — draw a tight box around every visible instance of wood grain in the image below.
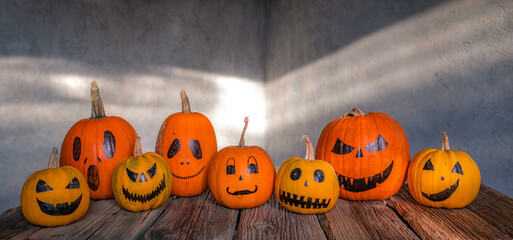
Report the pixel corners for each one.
[235,194,326,240]
[0,207,41,239]
[387,185,510,240]
[319,197,420,240]
[142,191,239,240]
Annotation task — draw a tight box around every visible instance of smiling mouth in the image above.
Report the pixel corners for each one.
[226,185,258,195]
[337,161,394,192]
[37,194,82,216]
[122,174,166,203]
[422,179,459,202]
[170,165,206,180]
[279,189,331,209]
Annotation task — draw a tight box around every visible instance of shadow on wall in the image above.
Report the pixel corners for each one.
[266,0,513,197]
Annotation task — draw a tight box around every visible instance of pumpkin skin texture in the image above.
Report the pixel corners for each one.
[21,148,90,227]
[316,108,410,201]
[60,81,137,200]
[407,132,480,209]
[275,136,339,214]
[155,90,217,197]
[113,137,172,212]
[209,117,275,209]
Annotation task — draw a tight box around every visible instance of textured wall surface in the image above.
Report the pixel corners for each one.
[266,0,513,198]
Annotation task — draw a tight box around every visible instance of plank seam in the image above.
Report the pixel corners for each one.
[232,209,242,240]
[385,201,422,240]
[316,214,330,240]
[85,206,122,240]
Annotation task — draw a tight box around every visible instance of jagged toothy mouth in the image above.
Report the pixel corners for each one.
[37,194,82,216]
[122,174,166,203]
[422,179,459,202]
[226,185,258,195]
[170,165,206,180]
[337,161,394,192]
[279,189,331,209]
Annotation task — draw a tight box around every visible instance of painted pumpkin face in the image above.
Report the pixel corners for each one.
[316,108,410,201]
[209,117,275,209]
[113,137,172,212]
[21,148,90,227]
[276,136,339,214]
[155,90,217,197]
[60,81,137,200]
[407,132,481,209]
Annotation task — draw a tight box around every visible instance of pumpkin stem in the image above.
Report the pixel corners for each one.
[303,135,315,160]
[134,136,143,157]
[441,131,450,151]
[48,148,59,169]
[343,107,365,117]
[90,81,106,119]
[181,89,191,113]
[238,116,249,147]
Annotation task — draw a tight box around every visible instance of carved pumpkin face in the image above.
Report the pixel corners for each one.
[316,108,410,201]
[208,117,275,209]
[60,81,137,200]
[155,90,217,197]
[276,136,338,214]
[21,148,90,227]
[407,132,481,209]
[113,137,172,212]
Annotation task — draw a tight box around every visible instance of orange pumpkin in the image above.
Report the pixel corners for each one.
[155,90,217,197]
[208,117,275,209]
[316,108,410,200]
[60,81,137,200]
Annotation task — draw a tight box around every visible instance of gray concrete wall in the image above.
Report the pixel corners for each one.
[265,0,513,198]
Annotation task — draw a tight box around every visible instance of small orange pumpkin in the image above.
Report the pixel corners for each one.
[208,117,275,209]
[60,81,137,200]
[155,90,217,197]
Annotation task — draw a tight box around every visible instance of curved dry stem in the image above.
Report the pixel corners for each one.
[134,136,143,157]
[238,116,249,147]
[180,89,191,113]
[302,135,315,160]
[48,148,59,169]
[343,107,365,117]
[90,81,106,119]
[441,131,450,150]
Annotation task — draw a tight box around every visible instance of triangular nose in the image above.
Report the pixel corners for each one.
[304,180,308,187]
[356,148,363,158]
[139,172,147,182]
[239,175,243,181]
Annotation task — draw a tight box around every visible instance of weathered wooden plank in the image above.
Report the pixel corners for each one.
[0,207,41,239]
[318,197,420,240]
[235,194,326,240]
[142,191,239,240]
[387,185,510,240]
[466,184,513,237]
[24,199,120,240]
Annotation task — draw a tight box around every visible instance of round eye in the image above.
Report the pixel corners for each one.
[314,169,325,183]
[290,168,302,180]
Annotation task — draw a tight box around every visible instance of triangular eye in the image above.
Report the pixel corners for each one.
[364,135,388,152]
[189,140,202,159]
[147,163,157,179]
[126,168,138,182]
[168,139,181,158]
[452,162,464,175]
[36,180,53,193]
[423,159,434,170]
[331,138,354,155]
[65,177,80,189]
[104,131,116,159]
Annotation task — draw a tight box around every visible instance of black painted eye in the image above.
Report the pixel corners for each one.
[73,137,81,161]
[65,177,80,189]
[314,169,325,183]
[126,168,138,182]
[147,163,157,179]
[332,138,354,155]
[248,156,258,174]
[226,158,235,175]
[168,139,181,158]
[189,140,202,159]
[364,135,388,152]
[452,162,464,175]
[290,168,302,180]
[423,159,434,171]
[36,180,53,193]
[104,131,116,159]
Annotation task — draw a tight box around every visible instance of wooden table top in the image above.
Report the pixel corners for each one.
[1,184,512,239]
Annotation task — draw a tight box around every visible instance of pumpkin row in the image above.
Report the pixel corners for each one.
[20,81,481,227]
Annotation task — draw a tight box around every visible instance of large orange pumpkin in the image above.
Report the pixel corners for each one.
[155,90,217,197]
[316,108,410,200]
[208,117,275,209]
[60,81,137,200]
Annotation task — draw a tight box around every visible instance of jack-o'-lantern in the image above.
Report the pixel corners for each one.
[209,117,275,209]
[21,148,90,227]
[407,132,480,208]
[60,81,137,200]
[155,90,217,197]
[276,135,339,214]
[113,137,172,212]
[316,108,410,201]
